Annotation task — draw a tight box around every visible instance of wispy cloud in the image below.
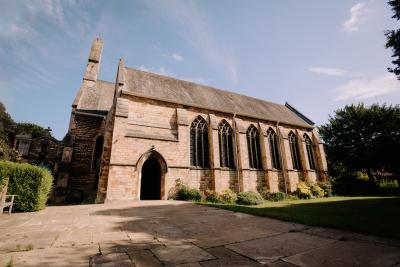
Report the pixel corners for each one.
[308,67,348,77]
[343,2,369,32]
[145,0,238,85]
[162,53,184,61]
[0,1,92,93]
[335,74,400,101]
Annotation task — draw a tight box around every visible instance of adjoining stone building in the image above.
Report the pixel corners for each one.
[14,131,60,171]
[55,38,328,203]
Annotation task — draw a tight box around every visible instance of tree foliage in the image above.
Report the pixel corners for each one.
[319,104,400,181]
[0,102,51,161]
[16,123,48,138]
[385,0,400,79]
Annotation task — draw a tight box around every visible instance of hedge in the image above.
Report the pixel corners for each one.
[0,161,53,212]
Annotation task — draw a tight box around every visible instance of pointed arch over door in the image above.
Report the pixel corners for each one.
[136,149,168,200]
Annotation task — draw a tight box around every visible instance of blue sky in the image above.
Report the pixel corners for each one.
[0,0,399,139]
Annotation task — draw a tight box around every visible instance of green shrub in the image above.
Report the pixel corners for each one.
[262,191,286,202]
[0,161,53,212]
[318,181,333,197]
[0,160,10,190]
[310,183,325,198]
[204,190,221,203]
[378,179,399,189]
[219,189,237,203]
[237,191,264,205]
[295,181,313,199]
[177,184,201,201]
[286,194,300,200]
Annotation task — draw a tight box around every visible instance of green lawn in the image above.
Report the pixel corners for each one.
[201,196,400,239]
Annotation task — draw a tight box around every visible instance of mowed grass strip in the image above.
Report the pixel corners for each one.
[201,196,400,239]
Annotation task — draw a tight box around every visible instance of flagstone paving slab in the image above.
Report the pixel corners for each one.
[1,200,400,266]
[226,232,335,264]
[283,240,400,267]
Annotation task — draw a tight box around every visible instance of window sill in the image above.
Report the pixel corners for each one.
[218,167,235,171]
[189,166,211,170]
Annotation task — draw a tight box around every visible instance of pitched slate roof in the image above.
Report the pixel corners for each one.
[123,67,314,128]
[75,80,115,114]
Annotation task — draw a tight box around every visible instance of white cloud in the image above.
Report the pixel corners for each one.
[335,74,400,101]
[163,53,184,61]
[145,0,238,85]
[158,66,170,76]
[41,0,65,25]
[308,67,348,76]
[343,2,368,32]
[138,65,151,72]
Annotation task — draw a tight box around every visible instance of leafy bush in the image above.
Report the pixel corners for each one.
[295,181,313,199]
[177,184,201,201]
[377,179,399,189]
[310,183,325,198]
[0,161,53,212]
[0,138,20,162]
[237,191,264,205]
[318,181,333,197]
[262,191,286,202]
[286,194,300,200]
[204,190,221,203]
[219,189,237,203]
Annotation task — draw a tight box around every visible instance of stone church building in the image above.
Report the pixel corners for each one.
[54,38,328,203]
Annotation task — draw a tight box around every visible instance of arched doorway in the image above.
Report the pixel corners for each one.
[140,156,162,200]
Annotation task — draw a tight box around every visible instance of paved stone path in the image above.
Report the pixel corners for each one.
[1,200,400,267]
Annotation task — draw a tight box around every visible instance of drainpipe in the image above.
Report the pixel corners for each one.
[232,113,241,192]
[276,121,288,195]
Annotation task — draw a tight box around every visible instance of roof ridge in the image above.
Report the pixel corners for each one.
[125,67,287,108]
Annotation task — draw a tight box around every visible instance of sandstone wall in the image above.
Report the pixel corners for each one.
[101,94,328,201]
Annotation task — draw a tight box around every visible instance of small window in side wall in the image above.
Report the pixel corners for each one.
[190,116,210,168]
[267,128,281,170]
[218,120,235,168]
[246,125,262,169]
[288,132,301,170]
[40,140,49,154]
[304,134,316,170]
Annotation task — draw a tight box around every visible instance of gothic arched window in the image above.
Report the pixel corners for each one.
[218,120,235,168]
[267,128,281,170]
[246,125,262,169]
[304,134,316,170]
[190,116,210,168]
[288,131,301,170]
